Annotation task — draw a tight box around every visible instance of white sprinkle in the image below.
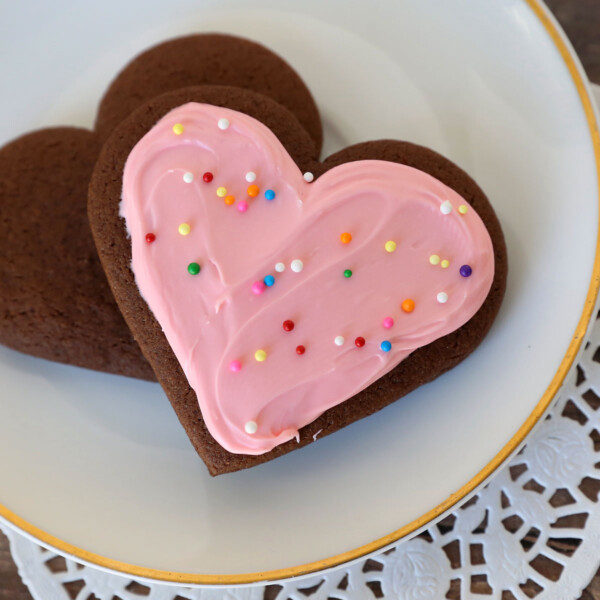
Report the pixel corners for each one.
[183,171,194,183]
[218,118,230,130]
[313,429,323,441]
[245,420,258,434]
[440,200,453,214]
[245,171,257,182]
[303,172,314,182]
[275,262,285,273]
[290,259,304,273]
[334,335,345,346]
[437,292,449,304]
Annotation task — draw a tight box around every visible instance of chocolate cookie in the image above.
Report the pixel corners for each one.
[0,34,322,378]
[96,33,321,150]
[0,128,154,378]
[89,86,507,475]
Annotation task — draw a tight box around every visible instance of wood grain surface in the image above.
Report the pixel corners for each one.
[1,0,599,597]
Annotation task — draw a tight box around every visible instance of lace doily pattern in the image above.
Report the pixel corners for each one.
[3,311,600,599]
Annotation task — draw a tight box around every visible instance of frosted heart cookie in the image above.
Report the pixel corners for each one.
[0,34,321,378]
[89,86,507,474]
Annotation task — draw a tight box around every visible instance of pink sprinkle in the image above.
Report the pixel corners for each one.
[229,360,242,373]
[252,281,266,295]
[237,200,249,213]
[383,317,394,329]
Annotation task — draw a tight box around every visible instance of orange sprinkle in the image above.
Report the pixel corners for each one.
[401,299,415,313]
[247,184,260,197]
[224,195,235,206]
[340,232,352,244]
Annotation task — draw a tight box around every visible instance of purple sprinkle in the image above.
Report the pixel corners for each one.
[460,265,472,278]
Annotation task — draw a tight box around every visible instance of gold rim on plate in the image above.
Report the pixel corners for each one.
[1,0,600,585]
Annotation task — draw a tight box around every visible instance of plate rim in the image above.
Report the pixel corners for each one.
[1,0,599,585]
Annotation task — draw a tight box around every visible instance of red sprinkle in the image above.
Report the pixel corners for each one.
[296,345,305,355]
[283,320,295,332]
[145,233,156,243]
[202,172,214,183]
[355,336,365,348]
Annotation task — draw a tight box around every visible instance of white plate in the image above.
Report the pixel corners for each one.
[1,0,599,585]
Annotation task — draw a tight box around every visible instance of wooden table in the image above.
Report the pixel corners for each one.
[1,1,599,597]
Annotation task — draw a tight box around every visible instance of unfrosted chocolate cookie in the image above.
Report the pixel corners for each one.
[89,86,507,475]
[96,33,321,150]
[0,34,321,378]
[0,128,154,378]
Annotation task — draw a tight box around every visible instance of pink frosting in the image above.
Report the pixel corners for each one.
[121,103,495,455]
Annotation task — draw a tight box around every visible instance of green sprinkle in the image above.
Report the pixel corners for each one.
[188,262,201,275]
[343,269,353,278]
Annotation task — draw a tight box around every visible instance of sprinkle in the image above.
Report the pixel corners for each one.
[264,275,275,287]
[224,195,235,206]
[441,259,450,269]
[188,262,200,275]
[340,232,352,244]
[183,172,194,183]
[218,118,230,130]
[380,340,392,352]
[429,254,440,265]
[172,123,184,135]
[275,262,285,273]
[252,280,266,295]
[401,298,415,313]
[245,171,257,182]
[460,264,473,277]
[145,233,156,243]
[458,204,468,215]
[355,336,365,348]
[334,335,345,346]
[343,269,352,278]
[437,292,449,304]
[291,259,304,273]
[440,201,453,214]
[296,345,306,355]
[385,240,397,253]
[303,172,314,182]
[247,184,260,197]
[283,320,294,332]
[254,349,267,362]
[229,360,242,372]
[237,200,248,212]
[382,317,394,329]
[178,223,191,236]
[216,186,227,197]
[203,172,213,183]
[264,189,276,201]
[245,420,258,434]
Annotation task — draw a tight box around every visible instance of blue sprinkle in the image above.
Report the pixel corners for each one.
[264,189,276,201]
[380,340,392,352]
[459,264,472,278]
[264,275,275,287]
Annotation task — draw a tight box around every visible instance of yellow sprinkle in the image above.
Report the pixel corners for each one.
[429,254,440,265]
[458,205,468,215]
[385,240,397,253]
[178,223,191,236]
[224,195,235,206]
[172,123,184,135]
[254,349,267,362]
[216,186,227,198]
[441,259,450,269]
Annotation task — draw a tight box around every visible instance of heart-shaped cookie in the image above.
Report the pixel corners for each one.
[89,86,507,475]
[0,34,321,378]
